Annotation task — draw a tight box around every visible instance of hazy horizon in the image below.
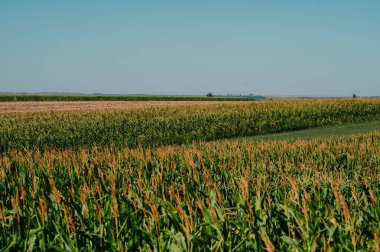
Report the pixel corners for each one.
[0,91,376,98]
[1,1,379,96]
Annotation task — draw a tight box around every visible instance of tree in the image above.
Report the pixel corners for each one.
[206,93,213,97]
[352,94,357,98]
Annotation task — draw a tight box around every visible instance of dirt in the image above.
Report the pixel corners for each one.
[0,101,252,114]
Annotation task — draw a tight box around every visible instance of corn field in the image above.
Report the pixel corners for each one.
[0,99,379,151]
[0,132,379,250]
[0,98,380,251]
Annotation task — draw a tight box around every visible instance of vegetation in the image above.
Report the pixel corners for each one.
[0,99,380,151]
[245,120,380,141]
[1,98,379,250]
[0,94,251,102]
[0,132,379,250]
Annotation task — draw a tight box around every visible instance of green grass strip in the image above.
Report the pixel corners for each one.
[0,94,253,102]
[249,120,380,141]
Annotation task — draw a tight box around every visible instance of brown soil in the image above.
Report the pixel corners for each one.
[0,101,252,114]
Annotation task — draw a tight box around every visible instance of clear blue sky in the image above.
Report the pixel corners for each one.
[1,1,379,96]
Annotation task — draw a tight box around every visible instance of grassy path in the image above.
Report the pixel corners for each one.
[249,120,380,141]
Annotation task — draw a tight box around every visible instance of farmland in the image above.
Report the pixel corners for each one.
[0,94,252,102]
[0,100,252,114]
[1,98,380,151]
[0,98,380,250]
[245,120,380,141]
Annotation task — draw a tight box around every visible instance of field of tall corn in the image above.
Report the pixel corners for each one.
[1,132,379,250]
[1,98,380,151]
[1,98,380,250]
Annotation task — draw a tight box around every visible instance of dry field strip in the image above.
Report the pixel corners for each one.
[0,100,253,114]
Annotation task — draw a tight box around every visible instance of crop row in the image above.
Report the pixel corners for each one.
[0,94,252,102]
[0,99,380,151]
[0,132,379,250]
